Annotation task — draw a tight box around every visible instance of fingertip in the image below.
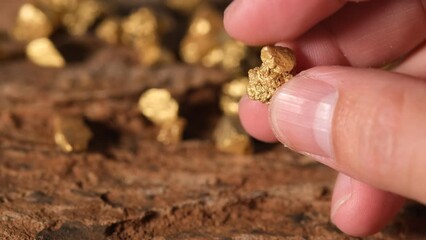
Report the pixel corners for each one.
[331,174,405,236]
[239,96,277,143]
[224,0,345,45]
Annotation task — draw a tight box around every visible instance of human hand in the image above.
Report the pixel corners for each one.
[224,0,426,236]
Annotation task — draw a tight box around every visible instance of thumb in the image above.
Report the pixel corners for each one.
[269,66,426,203]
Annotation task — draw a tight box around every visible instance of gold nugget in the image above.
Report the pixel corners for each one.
[180,5,247,71]
[12,3,54,41]
[26,38,65,68]
[180,4,223,64]
[220,77,248,116]
[121,7,172,66]
[54,115,93,153]
[96,17,121,45]
[62,0,104,36]
[139,89,179,125]
[247,46,296,103]
[213,116,252,155]
[156,118,186,145]
[139,89,186,145]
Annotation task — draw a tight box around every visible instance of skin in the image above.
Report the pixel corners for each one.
[224,0,426,236]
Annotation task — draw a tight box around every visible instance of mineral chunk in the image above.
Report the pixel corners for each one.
[247,46,295,103]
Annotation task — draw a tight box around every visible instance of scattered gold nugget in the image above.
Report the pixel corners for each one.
[139,89,179,125]
[96,17,121,45]
[180,5,247,71]
[53,115,93,153]
[213,116,252,155]
[220,77,248,116]
[26,38,65,68]
[156,118,186,145]
[12,3,54,41]
[247,46,295,103]
[121,8,158,48]
[180,4,223,64]
[139,89,186,145]
[121,7,172,66]
[62,0,104,36]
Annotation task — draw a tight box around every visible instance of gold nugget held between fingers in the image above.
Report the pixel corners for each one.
[247,46,296,104]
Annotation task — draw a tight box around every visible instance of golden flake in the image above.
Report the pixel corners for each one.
[156,118,186,145]
[12,4,54,41]
[213,116,252,155]
[53,115,93,153]
[138,89,179,125]
[26,38,65,68]
[247,46,295,103]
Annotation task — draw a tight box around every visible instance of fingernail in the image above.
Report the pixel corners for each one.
[270,76,338,159]
[331,174,352,219]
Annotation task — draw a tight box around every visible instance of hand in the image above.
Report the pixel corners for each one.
[224,0,426,236]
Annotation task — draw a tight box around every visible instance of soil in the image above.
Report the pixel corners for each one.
[1,1,426,240]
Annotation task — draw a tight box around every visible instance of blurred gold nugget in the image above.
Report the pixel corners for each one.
[26,38,65,68]
[180,4,222,64]
[96,17,121,45]
[12,3,54,41]
[181,4,247,71]
[53,115,93,153]
[139,89,185,145]
[121,8,172,66]
[139,88,179,125]
[180,5,221,62]
[121,8,158,47]
[157,118,186,145]
[213,116,252,155]
[216,77,252,154]
[247,46,296,103]
[220,77,248,116]
[62,0,105,36]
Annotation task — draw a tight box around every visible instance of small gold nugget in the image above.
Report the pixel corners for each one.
[96,17,121,45]
[139,89,185,145]
[26,38,65,68]
[156,118,186,145]
[180,5,247,71]
[12,3,54,41]
[139,89,179,125]
[54,115,93,153]
[220,77,248,116]
[62,0,104,36]
[215,77,252,154]
[213,116,252,155]
[121,7,172,66]
[247,46,296,103]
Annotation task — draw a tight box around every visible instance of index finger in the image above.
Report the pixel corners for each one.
[224,0,349,45]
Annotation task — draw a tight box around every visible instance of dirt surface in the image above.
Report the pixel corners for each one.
[1,1,426,240]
